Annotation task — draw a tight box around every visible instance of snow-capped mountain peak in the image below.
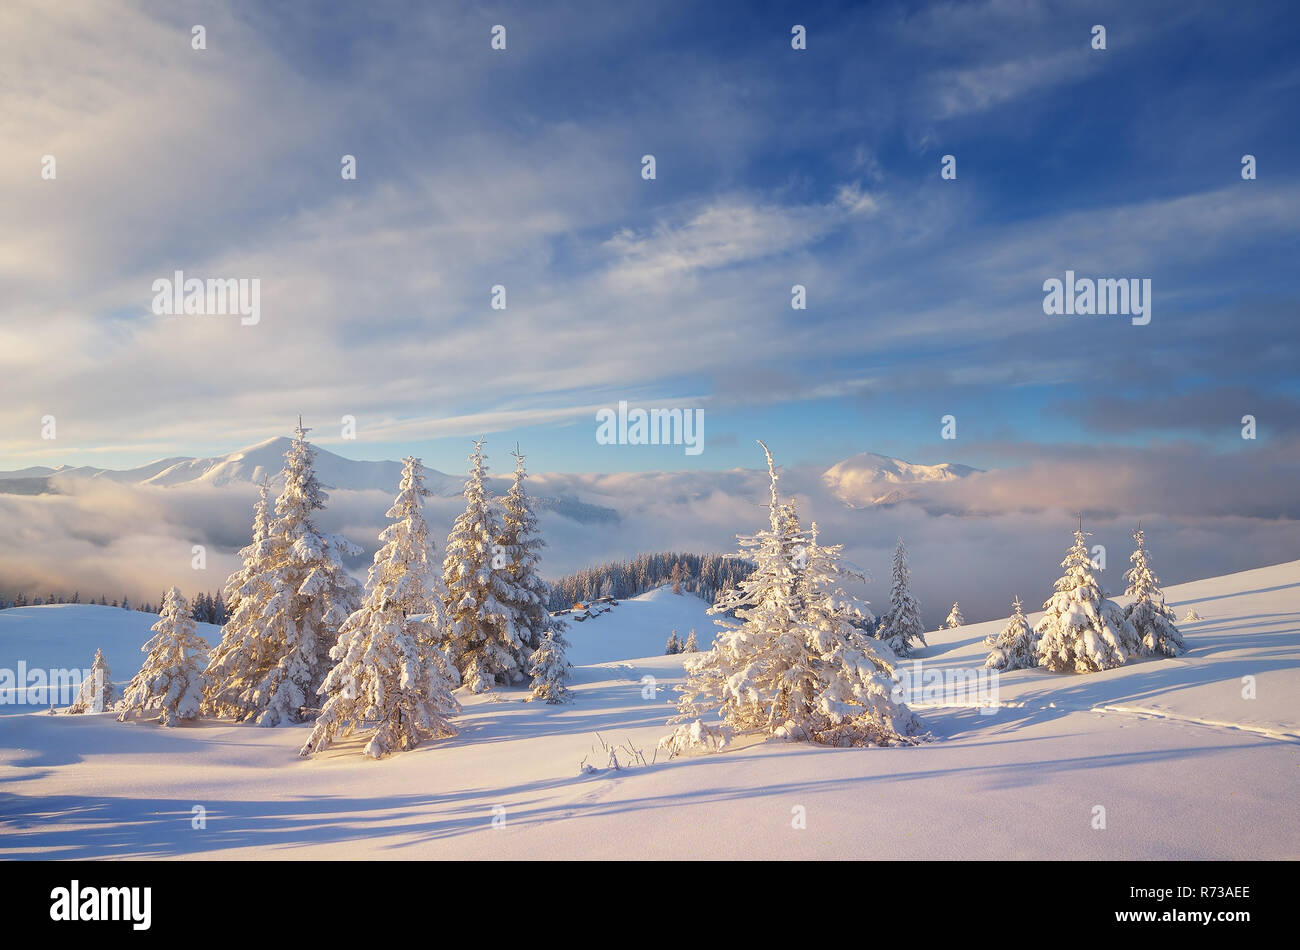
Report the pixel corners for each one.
[822,452,979,507]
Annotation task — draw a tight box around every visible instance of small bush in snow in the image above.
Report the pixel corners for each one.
[580,732,653,771]
[658,719,731,758]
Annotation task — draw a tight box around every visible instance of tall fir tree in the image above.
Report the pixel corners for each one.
[674,442,924,747]
[985,596,1038,671]
[203,419,362,725]
[118,588,210,726]
[1123,526,1186,657]
[66,648,114,714]
[203,479,273,717]
[441,441,525,692]
[878,539,926,657]
[785,519,918,745]
[683,629,699,652]
[498,445,566,666]
[1035,521,1137,673]
[302,457,459,758]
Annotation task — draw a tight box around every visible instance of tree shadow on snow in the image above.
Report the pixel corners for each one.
[0,737,1270,859]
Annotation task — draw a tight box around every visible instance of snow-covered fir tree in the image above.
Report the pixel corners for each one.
[118,587,210,726]
[1035,522,1137,673]
[673,442,925,747]
[66,648,114,714]
[878,539,926,657]
[441,441,525,692]
[1123,526,1186,658]
[203,419,362,725]
[664,630,682,654]
[683,629,699,652]
[985,596,1038,671]
[301,457,459,758]
[497,446,566,665]
[203,478,273,718]
[796,522,876,633]
[784,519,919,745]
[527,629,573,704]
[944,602,964,629]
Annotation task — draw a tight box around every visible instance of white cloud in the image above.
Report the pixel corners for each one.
[927,49,1098,119]
[601,198,842,289]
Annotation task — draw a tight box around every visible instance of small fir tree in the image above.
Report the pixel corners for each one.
[985,597,1037,671]
[118,588,210,726]
[1035,521,1137,673]
[878,539,926,657]
[1123,526,1186,657]
[66,648,114,714]
[527,629,573,704]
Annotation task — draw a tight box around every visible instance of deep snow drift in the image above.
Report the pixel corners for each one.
[0,564,1296,860]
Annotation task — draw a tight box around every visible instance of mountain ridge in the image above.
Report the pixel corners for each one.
[0,442,980,514]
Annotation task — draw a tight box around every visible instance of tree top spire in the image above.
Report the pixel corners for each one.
[756,439,778,510]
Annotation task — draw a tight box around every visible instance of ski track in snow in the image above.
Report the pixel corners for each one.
[910,698,1300,743]
[1089,704,1300,744]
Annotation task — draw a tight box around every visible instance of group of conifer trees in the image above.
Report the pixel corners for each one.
[547,551,754,610]
[61,431,1191,758]
[984,522,1186,673]
[75,420,570,758]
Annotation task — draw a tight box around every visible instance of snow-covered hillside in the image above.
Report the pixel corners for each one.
[564,586,716,665]
[1,562,1296,859]
[0,605,223,710]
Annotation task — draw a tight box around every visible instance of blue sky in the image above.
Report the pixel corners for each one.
[2,0,1297,477]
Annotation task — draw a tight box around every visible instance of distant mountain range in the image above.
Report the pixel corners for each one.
[0,437,459,494]
[0,438,622,524]
[0,440,979,517]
